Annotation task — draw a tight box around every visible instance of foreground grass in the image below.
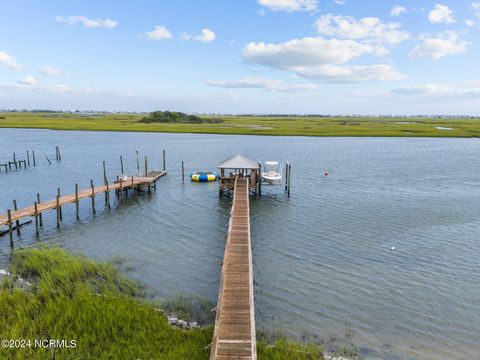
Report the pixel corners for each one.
[0,112,479,137]
[0,246,323,359]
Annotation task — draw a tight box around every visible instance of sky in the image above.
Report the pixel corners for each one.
[1,0,480,115]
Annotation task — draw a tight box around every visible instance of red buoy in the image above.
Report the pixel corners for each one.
[324,171,329,176]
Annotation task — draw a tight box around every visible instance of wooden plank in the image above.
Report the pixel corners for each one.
[211,177,256,360]
[0,172,167,226]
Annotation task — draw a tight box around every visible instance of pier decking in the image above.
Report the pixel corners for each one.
[0,171,166,227]
[210,177,256,360]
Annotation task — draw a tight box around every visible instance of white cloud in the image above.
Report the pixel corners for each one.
[410,31,467,59]
[145,25,172,41]
[55,15,118,29]
[205,77,317,92]
[334,0,346,5]
[465,19,476,26]
[471,2,480,10]
[258,0,317,12]
[183,28,216,43]
[18,76,37,85]
[0,51,24,71]
[39,65,63,76]
[244,37,377,68]
[390,5,407,17]
[315,14,410,45]
[428,4,455,24]
[388,82,480,100]
[291,64,404,82]
[243,36,405,83]
[45,84,71,93]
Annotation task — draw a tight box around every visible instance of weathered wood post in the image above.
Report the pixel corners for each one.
[181,161,185,184]
[105,180,110,207]
[37,193,43,226]
[163,150,166,171]
[285,161,289,191]
[257,162,262,197]
[13,153,17,170]
[56,195,60,228]
[34,201,39,237]
[7,209,13,247]
[90,179,96,214]
[55,146,62,161]
[131,176,134,194]
[287,162,291,198]
[45,154,52,165]
[12,200,20,235]
[27,150,30,166]
[120,155,124,174]
[57,188,63,221]
[75,184,80,220]
[144,156,148,177]
[119,178,123,203]
[136,151,140,175]
[103,161,107,185]
[32,150,36,166]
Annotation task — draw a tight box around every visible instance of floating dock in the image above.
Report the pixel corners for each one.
[210,177,256,359]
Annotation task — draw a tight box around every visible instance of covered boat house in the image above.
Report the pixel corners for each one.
[217,154,261,196]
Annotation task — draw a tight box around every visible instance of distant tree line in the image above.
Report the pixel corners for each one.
[139,111,223,124]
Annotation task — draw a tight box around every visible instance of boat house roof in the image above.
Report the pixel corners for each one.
[218,155,259,170]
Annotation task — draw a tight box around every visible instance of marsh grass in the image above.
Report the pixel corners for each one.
[0,246,324,359]
[0,112,479,137]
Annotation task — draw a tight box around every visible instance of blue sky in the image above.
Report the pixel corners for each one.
[1,0,479,114]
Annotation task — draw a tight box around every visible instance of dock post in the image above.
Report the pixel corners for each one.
[131,176,134,194]
[285,161,289,191]
[105,180,110,207]
[75,184,80,220]
[257,162,262,197]
[120,155,124,174]
[90,179,96,214]
[56,195,60,228]
[148,183,151,195]
[144,156,148,177]
[103,161,107,185]
[7,209,13,248]
[136,151,140,175]
[45,154,52,166]
[181,161,185,184]
[34,202,39,237]
[119,179,123,203]
[57,188,63,221]
[32,150,36,166]
[163,150,166,171]
[27,150,30,166]
[287,163,291,198]
[13,200,20,235]
[55,146,61,161]
[13,153,17,170]
[37,193,43,226]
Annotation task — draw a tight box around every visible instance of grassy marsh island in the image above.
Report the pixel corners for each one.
[0,111,480,137]
[0,246,324,359]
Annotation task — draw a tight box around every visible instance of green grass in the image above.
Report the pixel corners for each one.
[0,246,323,359]
[0,112,479,137]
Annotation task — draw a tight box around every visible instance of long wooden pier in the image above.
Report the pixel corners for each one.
[0,171,166,240]
[211,177,256,360]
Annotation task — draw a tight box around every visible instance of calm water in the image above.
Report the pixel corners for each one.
[1,129,479,359]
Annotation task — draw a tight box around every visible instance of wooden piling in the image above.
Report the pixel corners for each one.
[105,180,110,207]
[75,184,80,220]
[287,162,291,197]
[57,188,63,221]
[90,179,96,214]
[56,195,60,228]
[13,200,20,235]
[103,161,107,184]
[27,150,30,166]
[7,209,13,247]
[34,201,39,237]
[163,150,166,171]
[144,156,148,177]
[119,179,123,202]
[136,151,140,175]
[45,154,52,165]
[120,155,124,174]
[32,150,36,166]
[37,193,43,226]
[181,161,185,184]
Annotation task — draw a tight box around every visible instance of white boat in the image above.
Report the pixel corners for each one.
[262,161,282,184]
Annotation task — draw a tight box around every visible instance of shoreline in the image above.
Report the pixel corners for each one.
[1,112,480,138]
